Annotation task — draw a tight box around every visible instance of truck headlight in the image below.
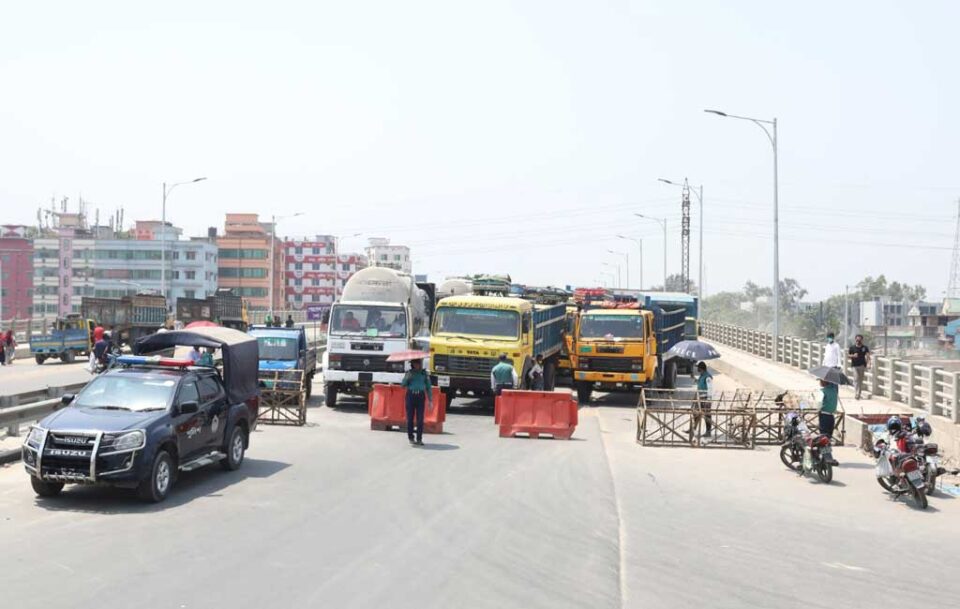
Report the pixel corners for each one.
[435,365,446,372]
[107,431,146,452]
[25,427,44,449]
[328,360,341,369]
[631,363,643,370]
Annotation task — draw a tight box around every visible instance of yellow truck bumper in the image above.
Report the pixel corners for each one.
[575,370,653,384]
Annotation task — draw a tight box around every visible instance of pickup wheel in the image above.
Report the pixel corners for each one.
[324,384,338,408]
[220,426,246,471]
[62,350,76,364]
[35,354,46,365]
[138,450,174,503]
[31,476,64,498]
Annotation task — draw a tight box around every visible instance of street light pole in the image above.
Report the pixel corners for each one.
[601,262,621,288]
[607,250,629,289]
[616,235,643,290]
[635,214,667,289]
[705,109,779,337]
[160,177,206,308]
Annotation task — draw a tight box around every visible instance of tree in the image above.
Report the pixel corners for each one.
[778,278,808,311]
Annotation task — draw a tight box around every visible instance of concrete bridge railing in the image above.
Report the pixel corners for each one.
[701,321,960,425]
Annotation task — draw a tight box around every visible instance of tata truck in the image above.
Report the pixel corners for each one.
[322,267,429,408]
[249,325,318,397]
[642,292,699,373]
[31,315,95,364]
[176,290,249,331]
[429,295,565,406]
[81,294,168,346]
[571,298,686,403]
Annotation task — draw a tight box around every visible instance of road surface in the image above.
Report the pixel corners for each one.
[0,356,90,394]
[1,378,959,608]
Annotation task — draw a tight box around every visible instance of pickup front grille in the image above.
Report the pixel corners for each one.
[579,357,640,373]
[433,355,501,377]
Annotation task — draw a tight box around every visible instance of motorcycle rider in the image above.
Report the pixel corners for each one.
[92,329,112,371]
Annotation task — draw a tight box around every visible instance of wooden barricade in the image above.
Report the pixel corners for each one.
[637,388,847,449]
[257,369,307,426]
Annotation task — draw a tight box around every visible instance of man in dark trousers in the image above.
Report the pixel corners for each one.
[848,334,871,400]
[696,361,714,438]
[400,359,433,446]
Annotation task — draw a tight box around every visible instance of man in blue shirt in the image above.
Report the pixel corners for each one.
[401,358,433,446]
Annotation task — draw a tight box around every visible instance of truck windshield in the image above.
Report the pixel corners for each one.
[434,307,519,339]
[256,337,299,360]
[330,305,407,337]
[579,314,644,339]
[74,375,176,412]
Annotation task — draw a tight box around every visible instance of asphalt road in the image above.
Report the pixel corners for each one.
[0,355,90,394]
[1,380,959,609]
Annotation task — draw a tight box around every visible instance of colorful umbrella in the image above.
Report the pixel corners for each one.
[386,350,430,362]
[185,320,219,329]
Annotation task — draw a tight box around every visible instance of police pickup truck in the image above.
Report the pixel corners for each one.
[23,327,260,503]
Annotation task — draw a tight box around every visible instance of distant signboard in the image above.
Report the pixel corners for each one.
[306,305,327,321]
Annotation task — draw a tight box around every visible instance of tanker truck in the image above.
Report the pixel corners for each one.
[322,267,429,408]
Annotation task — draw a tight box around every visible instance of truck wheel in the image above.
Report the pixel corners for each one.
[661,360,677,389]
[543,362,557,391]
[62,350,75,364]
[35,354,46,365]
[31,476,64,498]
[138,450,174,503]
[324,384,338,408]
[576,381,592,403]
[220,426,247,471]
[304,375,313,400]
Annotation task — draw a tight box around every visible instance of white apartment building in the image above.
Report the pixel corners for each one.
[365,237,412,274]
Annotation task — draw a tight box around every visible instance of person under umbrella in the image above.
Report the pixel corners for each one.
[808,366,847,466]
[696,362,714,438]
[400,358,433,446]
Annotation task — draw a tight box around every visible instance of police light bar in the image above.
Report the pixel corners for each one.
[116,355,194,368]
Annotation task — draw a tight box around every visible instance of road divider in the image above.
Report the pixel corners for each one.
[495,390,578,439]
[368,384,447,434]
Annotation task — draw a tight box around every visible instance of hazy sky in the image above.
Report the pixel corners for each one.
[2,1,957,300]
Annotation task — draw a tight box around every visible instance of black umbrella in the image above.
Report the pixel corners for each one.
[667,340,721,361]
[808,366,851,386]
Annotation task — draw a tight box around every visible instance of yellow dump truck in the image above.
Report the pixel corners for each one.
[429,295,566,406]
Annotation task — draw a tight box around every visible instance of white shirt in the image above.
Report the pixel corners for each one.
[822,342,842,368]
[528,363,543,381]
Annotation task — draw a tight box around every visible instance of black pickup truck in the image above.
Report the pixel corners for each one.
[22,327,260,503]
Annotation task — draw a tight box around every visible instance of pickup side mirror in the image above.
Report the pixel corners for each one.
[61,394,76,406]
[178,401,199,415]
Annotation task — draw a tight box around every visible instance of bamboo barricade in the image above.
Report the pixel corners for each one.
[637,388,845,448]
[257,369,307,426]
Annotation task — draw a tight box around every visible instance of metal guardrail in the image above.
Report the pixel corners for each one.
[701,321,960,424]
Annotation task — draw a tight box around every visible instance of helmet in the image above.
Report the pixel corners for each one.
[886,416,903,435]
[915,421,933,437]
[786,412,801,427]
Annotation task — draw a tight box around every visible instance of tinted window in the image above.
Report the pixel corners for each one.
[198,376,223,402]
[178,381,200,404]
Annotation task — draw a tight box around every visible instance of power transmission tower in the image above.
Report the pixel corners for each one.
[949,199,960,298]
[681,179,691,292]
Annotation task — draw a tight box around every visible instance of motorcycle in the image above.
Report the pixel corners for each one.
[779,413,834,483]
[904,416,956,496]
[873,438,929,510]
[90,346,122,375]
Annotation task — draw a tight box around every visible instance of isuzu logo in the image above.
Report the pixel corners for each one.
[47,449,89,457]
[58,436,90,445]
[363,359,370,366]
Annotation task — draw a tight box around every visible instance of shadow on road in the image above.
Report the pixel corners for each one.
[31,458,290,514]
[419,443,460,451]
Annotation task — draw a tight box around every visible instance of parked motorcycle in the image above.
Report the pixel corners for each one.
[779,412,834,483]
[903,416,956,496]
[874,416,929,509]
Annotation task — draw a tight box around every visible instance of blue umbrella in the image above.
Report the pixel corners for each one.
[667,340,721,361]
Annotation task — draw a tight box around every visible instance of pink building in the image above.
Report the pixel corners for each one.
[283,236,365,311]
[0,225,34,320]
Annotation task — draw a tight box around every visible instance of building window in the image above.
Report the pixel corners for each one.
[184,289,195,298]
[312,263,320,270]
[172,271,180,280]
[185,271,196,280]
[218,267,267,279]
[341,263,350,271]
[380,254,387,261]
[394,255,401,261]
[312,247,320,255]
[185,250,197,261]
[311,279,319,286]
[219,248,268,259]
[295,247,303,254]
[294,279,302,286]
[295,262,303,270]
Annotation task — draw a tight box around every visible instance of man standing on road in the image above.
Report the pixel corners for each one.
[401,358,433,446]
[848,334,871,400]
[819,379,840,465]
[821,332,842,369]
[696,361,714,437]
[491,354,518,396]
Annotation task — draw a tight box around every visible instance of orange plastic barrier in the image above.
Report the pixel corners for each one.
[495,390,578,439]
[368,384,447,434]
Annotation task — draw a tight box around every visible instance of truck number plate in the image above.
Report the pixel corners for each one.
[437,376,450,387]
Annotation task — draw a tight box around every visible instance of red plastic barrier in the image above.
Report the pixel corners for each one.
[368,384,447,434]
[496,390,578,439]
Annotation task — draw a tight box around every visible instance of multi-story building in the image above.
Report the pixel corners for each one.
[0,225,34,320]
[365,237,411,274]
[282,235,366,311]
[216,214,283,311]
[32,227,218,320]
